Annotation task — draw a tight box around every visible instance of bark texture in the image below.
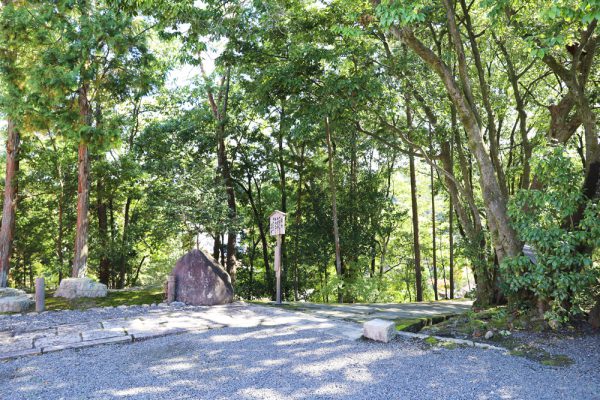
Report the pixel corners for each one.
[0,119,19,287]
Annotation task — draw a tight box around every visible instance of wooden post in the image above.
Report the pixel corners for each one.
[167,274,176,303]
[35,277,45,313]
[275,235,282,304]
[269,210,286,305]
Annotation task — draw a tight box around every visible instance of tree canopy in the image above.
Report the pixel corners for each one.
[0,0,598,327]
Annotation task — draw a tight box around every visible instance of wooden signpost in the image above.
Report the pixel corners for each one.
[270,210,286,304]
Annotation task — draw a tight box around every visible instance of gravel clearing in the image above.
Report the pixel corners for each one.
[0,304,179,334]
[0,314,598,400]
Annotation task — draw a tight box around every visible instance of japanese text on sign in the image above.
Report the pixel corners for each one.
[270,211,286,236]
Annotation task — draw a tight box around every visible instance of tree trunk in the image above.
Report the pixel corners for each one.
[219,134,237,282]
[409,152,423,302]
[117,197,131,288]
[449,197,454,299]
[430,162,438,300]
[389,19,522,270]
[292,144,306,301]
[57,187,64,283]
[496,38,532,189]
[52,135,65,284]
[325,117,343,303]
[0,119,19,287]
[213,234,221,262]
[97,178,110,285]
[407,99,423,302]
[201,62,237,282]
[131,255,146,287]
[278,104,287,299]
[243,177,273,298]
[72,82,92,278]
[72,140,90,278]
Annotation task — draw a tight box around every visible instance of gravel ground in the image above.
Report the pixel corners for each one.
[1,320,598,400]
[0,304,193,334]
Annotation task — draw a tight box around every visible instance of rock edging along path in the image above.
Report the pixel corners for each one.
[0,302,363,361]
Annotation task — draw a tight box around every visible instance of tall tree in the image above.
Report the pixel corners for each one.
[325,116,343,302]
[430,160,438,300]
[0,0,21,287]
[406,98,423,302]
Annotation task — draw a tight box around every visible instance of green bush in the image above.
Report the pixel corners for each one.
[502,148,600,324]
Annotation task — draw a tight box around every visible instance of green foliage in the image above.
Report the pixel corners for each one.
[1,0,598,323]
[503,148,600,323]
[375,0,428,28]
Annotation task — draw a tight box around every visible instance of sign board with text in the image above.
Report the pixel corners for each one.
[270,210,286,236]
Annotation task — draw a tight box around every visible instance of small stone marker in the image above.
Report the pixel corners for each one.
[363,319,396,343]
[35,277,45,313]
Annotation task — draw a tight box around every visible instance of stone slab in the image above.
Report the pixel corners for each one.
[0,340,35,353]
[81,329,127,341]
[130,327,187,341]
[0,347,42,361]
[34,333,81,348]
[363,319,396,343]
[42,335,132,354]
[100,319,130,331]
[58,322,102,335]
[11,328,56,345]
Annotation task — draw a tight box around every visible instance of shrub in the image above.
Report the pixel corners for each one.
[502,148,600,324]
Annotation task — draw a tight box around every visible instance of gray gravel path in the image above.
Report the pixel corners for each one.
[0,304,170,334]
[1,316,598,400]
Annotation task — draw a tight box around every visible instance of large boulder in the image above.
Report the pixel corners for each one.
[54,277,107,299]
[171,249,234,306]
[0,288,34,313]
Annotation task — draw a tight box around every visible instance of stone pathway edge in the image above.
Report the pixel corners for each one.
[0,302,502,362]
[0,325,212,362]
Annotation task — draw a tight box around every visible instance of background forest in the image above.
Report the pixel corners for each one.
[0,0,599,326]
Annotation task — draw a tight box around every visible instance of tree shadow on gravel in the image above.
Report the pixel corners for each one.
[1,323,599,400]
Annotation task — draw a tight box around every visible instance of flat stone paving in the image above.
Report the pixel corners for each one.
[0,303,363,361]
[269,299,473,323]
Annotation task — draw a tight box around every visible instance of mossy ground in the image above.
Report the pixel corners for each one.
[424,336,439,345]
[44,287,165,311]
[422,307,513,338]
[394,315,455,332]
[421,306,576,367]
[509,345,574,367]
